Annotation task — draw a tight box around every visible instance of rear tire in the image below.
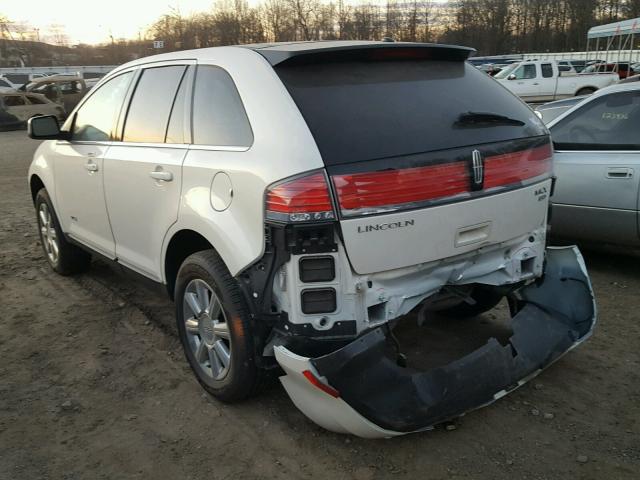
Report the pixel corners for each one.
[35,188,91,275]
[576,87,596,96]
[175,250,266,402]
[439,285,504,318]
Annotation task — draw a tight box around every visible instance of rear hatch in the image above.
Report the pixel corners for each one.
[275,49,551,274]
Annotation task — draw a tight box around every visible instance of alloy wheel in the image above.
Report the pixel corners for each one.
[182,279,232,380]
[38,203,59,264]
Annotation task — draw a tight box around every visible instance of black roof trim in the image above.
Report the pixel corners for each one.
[242,41,476,66]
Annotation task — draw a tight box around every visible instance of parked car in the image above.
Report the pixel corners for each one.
[582,62,639,79]
[0,91,65,126]
[548,83,640,248]
[27,41,595,438]
[534,95,588,124]
[21,75,88,114]
[494,60,618,102]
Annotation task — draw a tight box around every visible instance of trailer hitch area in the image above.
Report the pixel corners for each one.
[274,246,596,438]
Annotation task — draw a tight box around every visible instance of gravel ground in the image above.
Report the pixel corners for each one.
[1,129,638,479]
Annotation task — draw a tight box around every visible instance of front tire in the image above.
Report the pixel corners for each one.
[35,188,91,275]
[175,250,264,402]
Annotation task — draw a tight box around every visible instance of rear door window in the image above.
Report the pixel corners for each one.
[123,65,187,143]
[192,65,253,147]
[165,66,191,144]
[276,60,546,165]
[551,91,640,150]
[541,63,554,78]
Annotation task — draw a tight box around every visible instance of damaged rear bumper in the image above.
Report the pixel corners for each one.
[274,246,596,438]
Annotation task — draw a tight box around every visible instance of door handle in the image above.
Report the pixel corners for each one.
[606,167,633,179]
[533,82,539,85]
[85,161,99,172]
[149,170,173,182]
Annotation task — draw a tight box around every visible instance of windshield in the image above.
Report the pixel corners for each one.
[276,60,546,165]
[493,63,520,79]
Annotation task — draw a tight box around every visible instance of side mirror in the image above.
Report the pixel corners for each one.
[27,115,69,140]
[508,74,517,80]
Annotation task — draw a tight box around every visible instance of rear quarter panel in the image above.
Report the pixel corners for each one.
[164,48,324,278]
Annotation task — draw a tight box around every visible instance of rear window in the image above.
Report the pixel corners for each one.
[123,65,187,143]
[276,60,546,165]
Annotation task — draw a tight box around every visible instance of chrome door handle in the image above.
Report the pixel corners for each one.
[606,167,633,179]
[85,161,99,172]
[149,170,173,182]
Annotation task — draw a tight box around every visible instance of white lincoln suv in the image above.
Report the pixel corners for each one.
[28,41,596,438]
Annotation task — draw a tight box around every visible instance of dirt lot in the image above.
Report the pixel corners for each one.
[1,129,639,479]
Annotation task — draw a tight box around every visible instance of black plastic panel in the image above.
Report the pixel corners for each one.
[299,256,335,283]
[301,288,337,314]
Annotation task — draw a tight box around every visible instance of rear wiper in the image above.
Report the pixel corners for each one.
[454,111,525,127]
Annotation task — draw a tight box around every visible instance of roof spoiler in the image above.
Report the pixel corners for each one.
[259,43,476,67]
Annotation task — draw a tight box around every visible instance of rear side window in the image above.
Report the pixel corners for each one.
[192,65,253,147]
[541,64,554,78]
[123,65,187,143]
[73,72,133,142]
[551,91,640,150]
[276,60,546,165]
[4,96,26,106]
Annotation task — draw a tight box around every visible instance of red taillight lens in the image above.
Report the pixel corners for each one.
[266,172,335,223]
[332,143,553,217]
[483,143,552,189]
[332,163,469,215]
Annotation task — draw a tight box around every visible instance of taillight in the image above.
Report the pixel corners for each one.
[265,171,335,223]
[332,142,553,218]
[332,163,470,216]
[483,143,552,189]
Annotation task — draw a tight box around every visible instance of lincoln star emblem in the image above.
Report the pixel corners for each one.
[471,149,484,190]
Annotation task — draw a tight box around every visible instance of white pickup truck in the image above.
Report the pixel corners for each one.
[494,60,618,102]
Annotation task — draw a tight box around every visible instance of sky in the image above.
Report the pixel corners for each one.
[3,0,217,45]
[3,0,449,45]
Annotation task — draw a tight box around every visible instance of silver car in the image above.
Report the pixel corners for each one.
[535,95,588,124]
[548,83,640,247]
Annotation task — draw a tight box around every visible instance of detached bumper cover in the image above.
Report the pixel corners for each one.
[275,247,596,438]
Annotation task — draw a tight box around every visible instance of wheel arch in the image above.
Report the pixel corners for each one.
[29,174,46,204]
[576,86,597,95]
[28,142,57,206]
[164,229,218,300]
